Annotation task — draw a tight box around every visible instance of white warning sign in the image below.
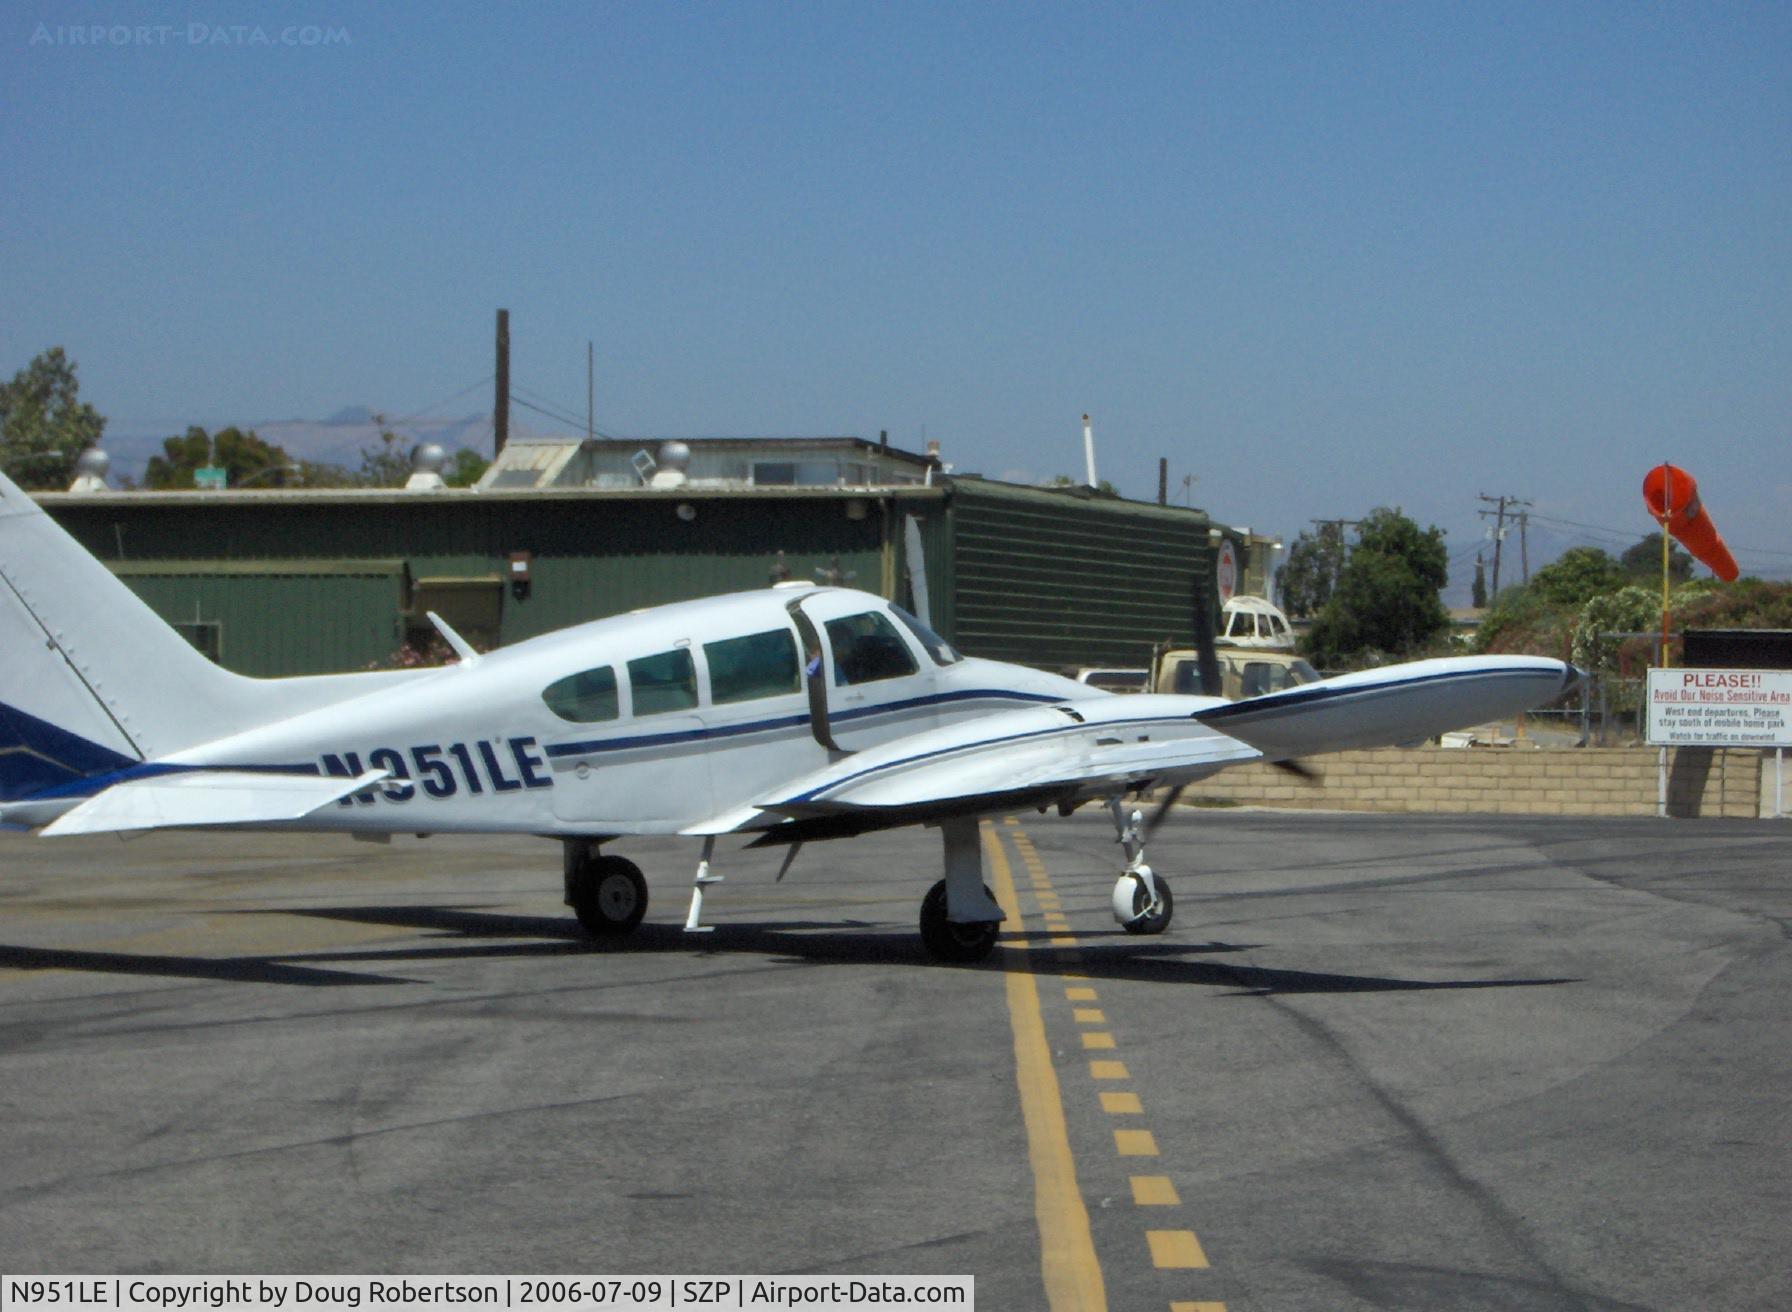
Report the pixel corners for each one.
[1646,668,1792,747]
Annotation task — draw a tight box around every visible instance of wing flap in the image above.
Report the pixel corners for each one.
[41,768,388,837]
[683,696,1259,835]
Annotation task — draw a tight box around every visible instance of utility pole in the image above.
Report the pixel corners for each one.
[493,309,510,458]
[1477,494,1531,596]
[1518,509,1530,583]
[586,340,594,443]
[1157,457,1168,505]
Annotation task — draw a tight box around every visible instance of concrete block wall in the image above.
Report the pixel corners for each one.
[1186,747,1767,818]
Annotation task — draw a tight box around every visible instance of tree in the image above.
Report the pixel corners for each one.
[0,348,106,490]
[1530,546,1622,607]
[445,448,489,487]
[1279,524,1346,619]
[357,422,414,487]
[144,426,298,489]
[1620,532,1692,584]
[1471,557,1488,609]
[1303,507,1449,667]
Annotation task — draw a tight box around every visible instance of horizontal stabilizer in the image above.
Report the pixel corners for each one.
[41,768,388,837]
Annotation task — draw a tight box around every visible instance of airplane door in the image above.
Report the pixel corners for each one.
[808,604,939,754]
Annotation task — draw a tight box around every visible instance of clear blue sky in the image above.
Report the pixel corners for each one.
[5,1,1788,593]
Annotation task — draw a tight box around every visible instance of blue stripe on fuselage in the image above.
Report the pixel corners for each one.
[19,759,325,804]
[0,700,137,802]
[542,687,1063,761]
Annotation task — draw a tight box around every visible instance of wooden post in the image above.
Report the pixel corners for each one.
[494,309,510,457]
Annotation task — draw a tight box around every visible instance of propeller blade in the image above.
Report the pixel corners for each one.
[1191,568,1222,698]
[1144,785,1187,837]
[775,842,804,882]
[1273,758,1320,781]
[902,514,932,627]
[785,598,848,756]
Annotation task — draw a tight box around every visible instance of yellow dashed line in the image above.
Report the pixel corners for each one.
[1005,817,1224,1312]
[1148,1231,1210,1269]
[1130,1176,1181,1206]
[1115,1129,1159,1157]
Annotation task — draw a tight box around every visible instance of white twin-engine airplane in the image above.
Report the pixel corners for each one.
[0,469,1579,961]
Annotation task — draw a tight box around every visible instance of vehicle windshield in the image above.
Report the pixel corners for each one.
[888,604,962,666]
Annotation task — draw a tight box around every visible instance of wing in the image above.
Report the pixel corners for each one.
[38,768,389,837]
[684,694,1259,838]
[685,654,1577,841]
[1193,655,1579,760]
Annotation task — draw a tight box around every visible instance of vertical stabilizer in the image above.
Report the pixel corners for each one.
[0,472,271,766]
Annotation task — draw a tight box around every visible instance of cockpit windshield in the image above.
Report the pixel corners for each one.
[889,604,962,666]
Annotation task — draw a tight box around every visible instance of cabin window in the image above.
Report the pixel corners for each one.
[889,604,962,665]
[628,649,698,715]
[542,666,619,723]
[824,611,920,685]
[705,628,800,704]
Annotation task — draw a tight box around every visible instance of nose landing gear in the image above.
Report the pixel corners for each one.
[1107,799,1174,935]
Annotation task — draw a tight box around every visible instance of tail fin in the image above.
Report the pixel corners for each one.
[0,471,273,782]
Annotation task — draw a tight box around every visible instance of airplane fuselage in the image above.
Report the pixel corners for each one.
[147,587,1092,836]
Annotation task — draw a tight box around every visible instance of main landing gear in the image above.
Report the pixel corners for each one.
[1107,799,1174,936]
[918,816,1005,963]
[562,802,1173,960]
[562,836,724,942]
[564,840,648,936]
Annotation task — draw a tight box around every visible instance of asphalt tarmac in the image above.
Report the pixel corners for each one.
[1,811,1786,1311]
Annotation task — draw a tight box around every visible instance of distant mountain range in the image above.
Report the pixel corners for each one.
[99,409,553,483]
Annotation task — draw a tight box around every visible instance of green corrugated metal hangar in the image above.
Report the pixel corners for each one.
[38,438,1274,678]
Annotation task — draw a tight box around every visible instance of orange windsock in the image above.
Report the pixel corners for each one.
[1642,463,1739,581]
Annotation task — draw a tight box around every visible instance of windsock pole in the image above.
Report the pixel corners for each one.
[1657,465,1674,667]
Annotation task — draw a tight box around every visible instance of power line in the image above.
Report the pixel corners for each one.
[1526,510,1792,561]
[511,384,625,441]
[385,375,494,431]
[510,395,581,429]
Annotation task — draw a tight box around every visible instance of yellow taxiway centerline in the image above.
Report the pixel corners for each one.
[985,822,1108,1312]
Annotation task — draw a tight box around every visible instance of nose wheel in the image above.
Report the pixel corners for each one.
[1113,867,1173,934]
[1107,799,1175,934]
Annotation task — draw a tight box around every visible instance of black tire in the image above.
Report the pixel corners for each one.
[570,854,648,936]
[919,878,1001,964]
[1122,873,1173,935]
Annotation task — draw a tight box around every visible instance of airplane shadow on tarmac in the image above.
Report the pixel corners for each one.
[0,942,415,987]
[0,902,1579,994]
